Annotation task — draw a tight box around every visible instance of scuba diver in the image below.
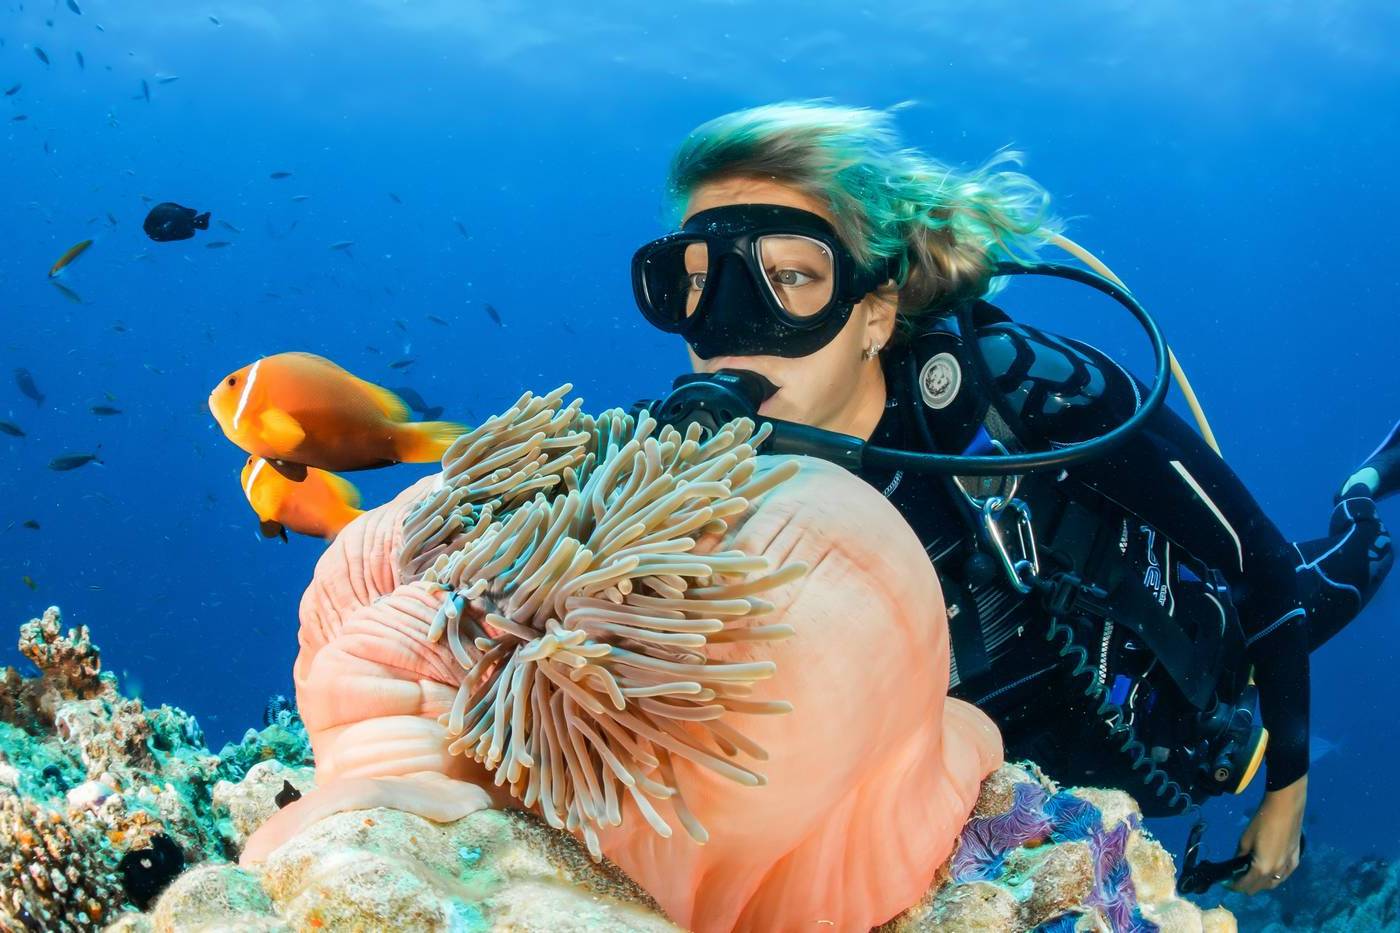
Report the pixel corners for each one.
[628,102,1396,897]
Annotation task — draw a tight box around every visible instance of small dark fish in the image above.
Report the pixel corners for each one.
[453,219,469,240]
[75,50,85,69]
[388,192,402,204]
[269,171,292,179]
[274,780,302,809]
[34,47,50,66]
[290,194,310,202]
[106,212,118,225]
[0,421,25,437]
[3,83,21,96]
[484,303,503,326]
[364,345,380,354]
[140,79,150,102]
[427,314,449,326]
[205,240,231,249]
[10,114,27,122]
[388,357,416,370]
[140,194,154,203]
[209,15,222,25]
[217,220,242,233]
[66,0,82,14]
[390,386,443,421]
[111,321,127,332]
[50,281,83,304]
[49,452,101,471]
[394,318,408,332]
[156,74,179,84]
[43,140,51,155]
[144,202,210,242]
[90,405,122,415]
[329,240,354,251]
[22,575,37,591]
[21,520,39,530]
[49,239,94,277]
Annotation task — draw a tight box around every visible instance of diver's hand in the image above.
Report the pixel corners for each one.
[1231,775,1307,894]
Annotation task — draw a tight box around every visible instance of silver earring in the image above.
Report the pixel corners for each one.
[863,342,882,360]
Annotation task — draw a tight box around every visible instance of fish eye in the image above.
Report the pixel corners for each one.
[227,376,236,386]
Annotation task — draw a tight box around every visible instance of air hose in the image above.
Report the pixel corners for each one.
[1039,606,1200,817]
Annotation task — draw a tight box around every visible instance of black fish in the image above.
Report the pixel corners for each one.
[269,170,292,179]
[143,202,210,242]
[388,357,415,370]
[140,79,150,102]
[106,212,119,225]
[329,240,354,252]
[390,386,444,421]
[15,368,43,405]
[10,114,26,122]
[453,219,469,240]
[90,405,121,415]
[50,281,83,304]
[34,47,50,66]
[205,240,231,249]
[49,452,101,471]
[119,835,185,912]
[484,303,503,326]
[274,780,302,809]
[388,192,402,204]
[364,345,380,354]
[112,321,128,332]
[0,421,24,437]
[66,0,82,14]
[427,314,449,326]
[21,520,39,530]
[209,15,221,25]
[393,318,408,332]
[75,50,84,69]
[3,83,20,96]
[217,220,242,233]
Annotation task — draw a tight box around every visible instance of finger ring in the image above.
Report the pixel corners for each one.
[1271,873,1283,881]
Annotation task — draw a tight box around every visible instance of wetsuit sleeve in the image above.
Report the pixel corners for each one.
[975,322,1310,791]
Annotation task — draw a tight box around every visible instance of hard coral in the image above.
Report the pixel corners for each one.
[0,790,123,932]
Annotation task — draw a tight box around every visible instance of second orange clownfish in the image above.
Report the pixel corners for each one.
[241,456,364,541]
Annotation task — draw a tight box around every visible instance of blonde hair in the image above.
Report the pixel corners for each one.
[665,101,1062,342]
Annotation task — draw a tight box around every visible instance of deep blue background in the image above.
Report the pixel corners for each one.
[2,0,1397,876]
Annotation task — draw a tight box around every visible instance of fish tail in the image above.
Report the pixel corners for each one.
[396,420,469,463]
[194,211,211,229]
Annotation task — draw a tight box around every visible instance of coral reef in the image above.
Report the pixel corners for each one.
[0,606,312,930]
[2,607,1228,931]
[881,763,1237,933]
[1203,843,1398,931]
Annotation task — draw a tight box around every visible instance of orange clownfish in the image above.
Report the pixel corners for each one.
[209,352,465,479]
[241,456,364,541]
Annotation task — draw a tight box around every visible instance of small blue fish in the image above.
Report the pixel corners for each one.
[34,47,50,66]
[140,79,150,102]
[75,50,85,69]
[66,0,82,14]
[209,15,222,25]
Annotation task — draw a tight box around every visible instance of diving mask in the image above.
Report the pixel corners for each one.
[631,203,896,359]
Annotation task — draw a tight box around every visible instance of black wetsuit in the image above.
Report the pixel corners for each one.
[857,301,1394,800]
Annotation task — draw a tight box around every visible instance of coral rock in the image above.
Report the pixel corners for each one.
[0,790,123,932]
[211,760,316,850]
[18,606,104,701]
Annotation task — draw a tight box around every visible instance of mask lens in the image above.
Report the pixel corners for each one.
[757,235,834,319]
[639,238,708,329]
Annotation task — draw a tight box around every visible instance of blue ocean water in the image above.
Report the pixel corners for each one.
[2,0,1397,911]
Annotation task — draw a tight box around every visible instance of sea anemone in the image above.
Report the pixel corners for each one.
[395,385,807,856]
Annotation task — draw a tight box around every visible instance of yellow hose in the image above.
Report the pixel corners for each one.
[1045,234,1223,457]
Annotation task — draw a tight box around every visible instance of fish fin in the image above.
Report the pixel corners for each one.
[259,520,288,542]
[258,408,306,453]
[267,459,308,482]
[194,211,210,229]
[396,420,469,463]
[322,470,362,509]
[358,381,411,422]
[324,506,366,542]
[423,406,445,421]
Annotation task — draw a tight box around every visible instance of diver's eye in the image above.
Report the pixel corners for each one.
[227,377,237,386]
[770,268,814,287]
[685,271,707,292]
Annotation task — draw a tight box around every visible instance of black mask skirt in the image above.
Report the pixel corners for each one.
[631,203,895,359]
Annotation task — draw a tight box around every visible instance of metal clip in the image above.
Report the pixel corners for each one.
[981,495,1040,594]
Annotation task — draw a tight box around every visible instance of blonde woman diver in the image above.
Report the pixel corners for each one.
[628,102,1396,896]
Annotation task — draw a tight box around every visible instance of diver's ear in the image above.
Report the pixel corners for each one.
[861,282,900,348]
